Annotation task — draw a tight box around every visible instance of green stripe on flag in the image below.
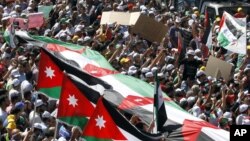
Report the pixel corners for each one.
[59,117,88,129]
[217,33,230,47]
[39,87,61,99]
[83,48,115,70]
[83,136,112,141]
[113,74,184,111]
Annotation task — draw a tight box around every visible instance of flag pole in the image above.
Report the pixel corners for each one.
[152,71,158,133]
[53,119,59,140]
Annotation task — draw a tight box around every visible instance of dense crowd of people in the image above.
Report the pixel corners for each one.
[0,0,249,140]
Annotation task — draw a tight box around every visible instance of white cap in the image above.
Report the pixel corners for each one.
[145,72,153,78]
[141,67,150,73]
[187,96,196,104]
[223,112,232,121]
[175,17,181,23]
[121,71,127,75]
[15,5,21,9]
[83,36,91,42]
[151,67,158,73]
[128,69,137,76]
[33,123,43,130]
[242,118,250,125]
[133,53,139,58]
[188,19,194,27]
[239,104,249,113]
[11,69,20,78]
[18,55,27,62]
[42,111,51,118]
[179,98,187,103]
[75,28,81,33]
[196,70,205,77]
[170,6,174,10]
[165,56,174,62]
[166,64,174,71]
[129,66,137,71]
[9,89,19,100]
[187,50,195,56]
[21,80,33,94]
[192,7,198,11]
[11,78,20,87]
[157,72,164,78]
[34,99,44,107]
[195,49,201,54]
[192,105,201,117]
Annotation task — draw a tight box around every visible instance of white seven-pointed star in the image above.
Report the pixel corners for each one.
[95,115,106,130]
[44,66,55,79]
[67,95,78,107]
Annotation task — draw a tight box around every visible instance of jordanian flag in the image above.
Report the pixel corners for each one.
[37,48,111,99]
[16,31,229,141]
[217,11,246,54]
[83,97,163,141]
[57,73,100,129]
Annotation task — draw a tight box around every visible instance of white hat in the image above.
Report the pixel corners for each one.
[21,80,33,94]
[133,53,139,58]
[27,7,32,11]
[15,5,21,9]
[166,64,174,71]
[196,70,205,77]
[157,73,164,78]
[239,104,249,113]
[75,28,81,33]
[165,56,174,62]
[223,112,232,121]
[34,99,44,107]
[148,11,154,15]
[192,105,201,117]
[179,98,187,103]
[11,78,20,87]
[129,66,137,71]
[83,36,91,42]
[195,49,201,54]
[33,123,43,130]
[187,50,195,56]
[18,55,27,62]
[10,69,20,78]
[42,111,51,118]
[187,96,196,104]
[128,69,137,76]
[141,67,150,73]
[145,72,153,78]
[151,67,158,73]
[188,19,194,27]
[192,7,198,11]
[170,6,174,10]
[175,17,181,23]
[242,118,250,125]
[9,89,19,100]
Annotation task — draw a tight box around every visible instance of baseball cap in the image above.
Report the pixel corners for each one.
[34,99,43,107]
[239,104,249,113]
[187,50,195,56]
[10,69,20,78]
[196,70,206,77]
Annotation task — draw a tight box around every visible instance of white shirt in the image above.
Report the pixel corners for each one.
[29,110,43,125]
[0,108,7,123]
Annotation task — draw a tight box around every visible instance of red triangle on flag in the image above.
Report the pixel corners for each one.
[37,49,63,88]
[83,98,126,140]
[83,64,118,77]
[57,74,95,118]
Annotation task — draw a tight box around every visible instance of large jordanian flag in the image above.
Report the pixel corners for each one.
[16,31,229,141]
[217,11,246,54]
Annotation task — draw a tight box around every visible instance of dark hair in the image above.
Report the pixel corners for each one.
[10,107,21,115]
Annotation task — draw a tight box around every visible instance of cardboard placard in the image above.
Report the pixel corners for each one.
[205,56,233,81]
[38,5,53,19]
[28,12,44,29]
[100,12,140,25]
[131,15,168,43]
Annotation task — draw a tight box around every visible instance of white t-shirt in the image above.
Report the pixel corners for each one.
[0,108,7,123]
